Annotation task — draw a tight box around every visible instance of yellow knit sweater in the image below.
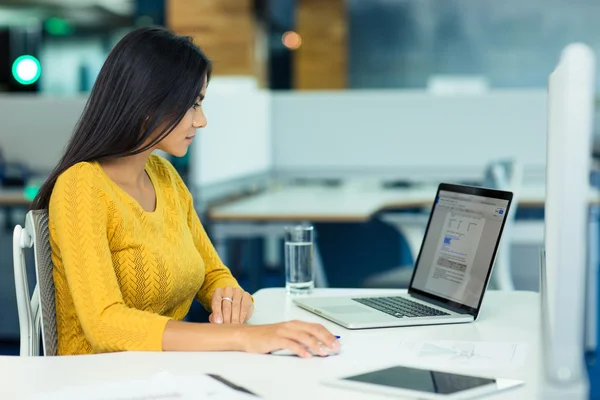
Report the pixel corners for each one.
[49,155,241,355]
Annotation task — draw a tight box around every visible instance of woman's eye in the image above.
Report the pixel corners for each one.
[192,102,201,109]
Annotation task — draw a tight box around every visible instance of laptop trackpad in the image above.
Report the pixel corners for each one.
[321,305,372,314]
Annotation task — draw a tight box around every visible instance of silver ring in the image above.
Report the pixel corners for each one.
[222,297,233,303]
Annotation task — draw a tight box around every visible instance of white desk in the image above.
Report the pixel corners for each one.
[207,183,600,222]
[206,183,600,292]
[0,288,541,400]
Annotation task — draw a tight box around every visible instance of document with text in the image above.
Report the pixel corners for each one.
[426,211,486,301]
[395,340,528,370]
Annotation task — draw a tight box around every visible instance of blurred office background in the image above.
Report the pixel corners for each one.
[1,0,600,356]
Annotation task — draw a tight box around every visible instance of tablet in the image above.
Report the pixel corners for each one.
[322,365,524,399]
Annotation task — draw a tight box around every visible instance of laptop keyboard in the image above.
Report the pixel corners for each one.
[352,296,450,318]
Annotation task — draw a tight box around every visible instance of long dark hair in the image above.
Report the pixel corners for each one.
[31,26,211,210]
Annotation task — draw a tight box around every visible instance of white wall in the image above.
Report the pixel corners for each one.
[0,89,548,184]
[189,78,272,187]
[271,89,548,181]
[0,79,274,182]
[0,95,86,170]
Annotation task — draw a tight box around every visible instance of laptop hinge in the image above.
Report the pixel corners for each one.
[408,291,472,315]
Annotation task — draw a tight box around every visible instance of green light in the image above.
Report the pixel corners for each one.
[23,185,40,202]
[12,55,41,85]
[45,18,73,36]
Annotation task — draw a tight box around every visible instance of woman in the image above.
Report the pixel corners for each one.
[31,26,340,358]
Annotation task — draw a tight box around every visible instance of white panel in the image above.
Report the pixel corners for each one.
[0,95,87,170]
[543,43,595,398]
[272,90,547,177]
[190,79,271,187]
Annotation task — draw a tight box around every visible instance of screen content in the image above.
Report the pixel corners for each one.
[411,190,509,309]
[344,365,496,394]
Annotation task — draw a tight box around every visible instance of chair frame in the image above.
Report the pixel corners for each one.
[12,210,56,356]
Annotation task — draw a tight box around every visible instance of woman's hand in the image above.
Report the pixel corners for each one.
[237,320,341,358]
[209,286,254,324]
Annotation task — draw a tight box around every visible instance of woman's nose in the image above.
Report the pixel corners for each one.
[193,112,207,129]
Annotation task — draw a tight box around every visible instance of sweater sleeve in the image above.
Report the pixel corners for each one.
[185,193,243,310]
[49,164,171,353]
[154,155,244,310]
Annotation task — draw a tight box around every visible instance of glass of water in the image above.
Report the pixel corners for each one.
[284,225,315,295]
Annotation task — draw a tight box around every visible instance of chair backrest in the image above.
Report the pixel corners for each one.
[482,159,524,290]
[29,210,57,356]
[13,209,57,356]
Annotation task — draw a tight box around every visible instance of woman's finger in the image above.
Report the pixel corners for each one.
[293,321,340,351]
[281,328,326,356]
[231,288,243,324]
[221,286,234,323]
[240,292,253,323]
[275,338,312,358]
[210,288,223,324]
[306,323,339,350]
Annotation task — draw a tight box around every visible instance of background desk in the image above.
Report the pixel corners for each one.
[0,288,541,400]
[208,183,600,222]
[206,183,600,291]
[0,189,28,207]
[0,188,29,230]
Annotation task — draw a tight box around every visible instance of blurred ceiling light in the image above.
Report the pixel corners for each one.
[12,55,41,85]
[282,31,301,50]
[44,17,73,35]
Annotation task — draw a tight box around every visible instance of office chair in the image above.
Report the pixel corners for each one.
[365,159,522,291]
[12,210,58,356]
[486,160,523,291]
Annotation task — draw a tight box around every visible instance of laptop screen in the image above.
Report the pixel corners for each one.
[410,188,510,310]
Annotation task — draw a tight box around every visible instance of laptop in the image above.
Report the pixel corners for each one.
[294,183,513,329]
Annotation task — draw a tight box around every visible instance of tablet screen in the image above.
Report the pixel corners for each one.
[343,366,496,395]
